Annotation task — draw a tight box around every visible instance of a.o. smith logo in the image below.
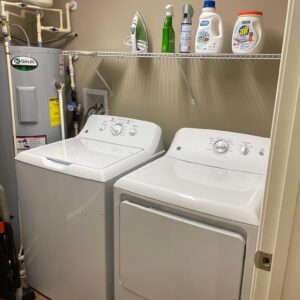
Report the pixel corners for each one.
[11,56,38,71]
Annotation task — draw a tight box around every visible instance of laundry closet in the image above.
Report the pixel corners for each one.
[1,0,299,299]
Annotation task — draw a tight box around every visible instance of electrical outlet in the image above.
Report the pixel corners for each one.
[82,88,108,117]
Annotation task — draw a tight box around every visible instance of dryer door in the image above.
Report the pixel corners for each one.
[119,201,245,300]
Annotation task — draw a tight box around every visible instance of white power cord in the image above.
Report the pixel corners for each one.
[124,36,148,53]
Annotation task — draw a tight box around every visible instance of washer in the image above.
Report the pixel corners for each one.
[114,128,270,300]
[15,115,164,300]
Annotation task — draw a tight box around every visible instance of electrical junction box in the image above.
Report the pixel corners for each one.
[82,88,108,117]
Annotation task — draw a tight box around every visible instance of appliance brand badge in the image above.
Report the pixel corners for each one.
[11,56,38,71]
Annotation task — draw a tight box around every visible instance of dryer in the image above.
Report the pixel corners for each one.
[114,128,270,300]
[15,115,164,300]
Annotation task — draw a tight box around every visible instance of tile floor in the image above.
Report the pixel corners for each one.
[34,291,47,300]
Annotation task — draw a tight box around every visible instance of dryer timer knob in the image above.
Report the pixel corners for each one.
[240,144,249,155]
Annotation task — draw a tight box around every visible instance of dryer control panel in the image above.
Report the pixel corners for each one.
[78,115,163,151]
[167,128,270,175]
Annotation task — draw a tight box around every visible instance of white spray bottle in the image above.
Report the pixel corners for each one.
[195,0,223,53]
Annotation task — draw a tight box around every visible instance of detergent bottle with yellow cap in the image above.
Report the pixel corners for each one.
[232,11,264,54]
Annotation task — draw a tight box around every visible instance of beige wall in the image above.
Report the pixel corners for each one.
[0,2,287,142]
[44,0,286,145]
[2,1,287,141]
[5,0,287,145]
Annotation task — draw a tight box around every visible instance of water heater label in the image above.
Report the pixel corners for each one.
[49,97,61,127]
[16,135,46,152]
[11,56,38,71]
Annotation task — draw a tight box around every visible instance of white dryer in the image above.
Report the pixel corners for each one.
[114,128,270,300]
[15,115,164,300]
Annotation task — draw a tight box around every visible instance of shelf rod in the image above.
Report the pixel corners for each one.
[62,51,282,60]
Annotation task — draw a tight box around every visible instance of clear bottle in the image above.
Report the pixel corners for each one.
[161,5,175,53]
[180,4,194,53]
[195,0,223,53]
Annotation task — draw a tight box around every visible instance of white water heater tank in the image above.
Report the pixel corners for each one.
[0,46,64,250]
[22,0,53,8]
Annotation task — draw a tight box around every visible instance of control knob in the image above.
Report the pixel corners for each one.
[129,128,137,136]
[111,124,123,136]
[240,144,249,155]
[99,123,106,131]
[213,139,229,154]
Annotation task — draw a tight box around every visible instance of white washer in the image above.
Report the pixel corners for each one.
[114,128,270,300]
[15,115,164,300]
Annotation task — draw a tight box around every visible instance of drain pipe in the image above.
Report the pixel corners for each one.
[1,12,18,155]
[55,82,66,140]
[68,54,75,91]
[36,12,42,47]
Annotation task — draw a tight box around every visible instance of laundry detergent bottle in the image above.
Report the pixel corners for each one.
[161,5,175,53]
[232,12,264,54]
[195,0,223,53]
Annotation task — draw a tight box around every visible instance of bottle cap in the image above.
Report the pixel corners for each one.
[165,4,174,16]
[203,1,216,8]
[238,11,263,16]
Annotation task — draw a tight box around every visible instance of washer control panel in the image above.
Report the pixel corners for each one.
[91,117,139,137]
[78,115,162,150]
[167,128,270,175]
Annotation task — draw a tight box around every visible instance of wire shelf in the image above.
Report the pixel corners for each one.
[62,50,281,60]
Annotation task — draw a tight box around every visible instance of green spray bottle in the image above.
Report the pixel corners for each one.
[161,5,175,53]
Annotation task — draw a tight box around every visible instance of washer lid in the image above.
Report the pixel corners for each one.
[115,156,266,226]
[27,137,142,169]
[16,137,144,182]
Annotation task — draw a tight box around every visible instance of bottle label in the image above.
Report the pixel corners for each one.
[180,24,192,52]
[232,21,257,51]
[200,20,209,26]
[195,18,219,52]
[168,34,175,52]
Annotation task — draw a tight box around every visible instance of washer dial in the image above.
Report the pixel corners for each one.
[111,124,123,136]
[213,139,229,154]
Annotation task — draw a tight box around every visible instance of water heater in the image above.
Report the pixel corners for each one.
[0,46,64,248]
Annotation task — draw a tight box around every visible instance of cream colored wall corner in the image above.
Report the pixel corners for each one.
[250,0,300,298]
[281,187,300,300]
[58,0,285,145]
